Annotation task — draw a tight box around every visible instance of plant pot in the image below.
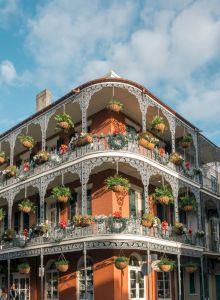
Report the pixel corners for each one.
[80,220,92,227]
[0,157,6,165]
[112,185,127,193]
[6,172,16,179]
[159,264,172,272]
[180,141,191,149]
[58,121,70,129]
[174,228,183,235]
[154,123,165,133]
[76,136,93,147]
[170,155,183,165]
[185,266,197,273]
[22,140,33,149]
[56,264,69,272]
[115,261,128,270]
[183,205,194,212]
[19,267,30,274]
[57,195,69,203]
[139,139,155,150]
[108,103,121,113]
[20,206,32,214]
[158,196,170,205]
[142,220,153,228]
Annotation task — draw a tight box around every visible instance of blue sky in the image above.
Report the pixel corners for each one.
[0,0,220,146]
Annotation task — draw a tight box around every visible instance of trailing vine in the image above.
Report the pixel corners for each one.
[108,134,128,150]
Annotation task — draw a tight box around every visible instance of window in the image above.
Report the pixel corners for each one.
[211,175,217,193]
[45,261,58,300]
[129,189,143,218]
[87,190,92,215]
[13,273,30,300]
[78,257,93,300]
[157,272,171,299]
[129,255,145,299]
[189,273,196,294]
[69,192,77,220]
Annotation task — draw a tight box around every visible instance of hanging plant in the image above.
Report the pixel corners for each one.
[107,100,123,113]
[52,186,71,203]
[155,185,174,205]
[108,212,127,233]
[151,116,166,133]
[33,150,49,164]
[141,213,155,228]
[55,113,74,130]
[2,165,17,178]
[173,222,185,235]
[105,175,130,193]
[115,256,128,270]
[31,223,49,237]
[0,151,7,165]
[0,208,5,222]
[184,261,198,273]
[18,199,35,214]
[179,195,197,212]
[138,133,159,150]
[108,133,128,150]
[170,152,184,165]
[75,133,93,147]
[2,229,15,242]
[18,134,35,150]
[73,215,93,227]
[179,134,192,149]
[18,262,30,274]
[55,254,69,272]
[158,257,175,272]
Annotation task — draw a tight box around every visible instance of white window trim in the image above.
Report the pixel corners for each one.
[45,260,59,300]
[128,254,146,300]
[13,272,30,300]
[77,256,94,300]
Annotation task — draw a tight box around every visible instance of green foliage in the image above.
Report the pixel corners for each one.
[18,199,36,213]
[174,222,184,230]
[52,186,71,198]
[54,113,74,128]
[107,100,123,110]
[18,262,30,269]
[73,215,93,226]
[142,213,154,222]
[105,175,130,190]
[155,185,174,202]
[55,260,68,265]
[181,134,192,143]
[184,261,198,268]
[138,132,159,143]
[179,195,197,210]
[158,257,176,267]
[18,134,34,144]
[0,208,5,220]
[0,151,7,159]
[151,116,165,127]
[115,256,128,264]
[5,165,16,172]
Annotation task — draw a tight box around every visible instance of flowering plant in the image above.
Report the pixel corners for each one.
[55,113,74,128]
[138,133,159,144]
[152,216,161,227]
[2,165,16,178]
[59,221,67,230]
[59,144,68,155]
[113,211,122,219]
[159,148,165,157]
[161,220,168,231]
[33,151,48,163]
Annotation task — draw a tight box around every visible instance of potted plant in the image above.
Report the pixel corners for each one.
[180,134,193,149]
[184,261,198,273]
[151,116,166,133]
[18,199,35,214]
[31,223,49,237]
[108,212,127,233]
[2,229,15,242]
[33,150,49,164]
[107,100,123,113]
[0,151,7,165]
[142,213,154,228]
[170,152,183,165]
[173,222,185,235]
[55,259,69,272]
[105,175,130,193]
[196,230,205,238]
[179,195,197,212]
[155,185,174,205]
[115,256,128,270]
[158,257,175,272]
[18,262,30,274]
[3,165,17,178]
[73,215,93,227]
[0,208,5,222]
[18,134,35,149]
[55,113,74,130]
[138,133,159,150]
[52,186,71,203]
[75,132,93,147]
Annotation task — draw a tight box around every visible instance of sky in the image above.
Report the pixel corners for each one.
[0,0,220,146]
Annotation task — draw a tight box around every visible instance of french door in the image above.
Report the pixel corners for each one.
[129,268,145,299]
[13,273,30,300]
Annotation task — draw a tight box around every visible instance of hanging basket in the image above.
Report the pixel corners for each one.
[58,121,70,129]
[75,135,93,147]
[22,140,34,149]
[19,206,32,214]
[18,263,30,274]
[108,103,121,113]
[115,257,128,270]
[158,196,170,205]
[185,266,197,273]
[170,154,183,165]
[55,254,69,272]
[154,123,165,133]
[182,205,194,212]
[139,139,155,150]
[159,264,172,272]
[57,195,69,203]
[111,185,127,193]
[0,157,6,165]
[180,141,191,149]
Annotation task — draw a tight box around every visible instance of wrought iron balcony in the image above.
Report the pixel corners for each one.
[202,176,220,195]
[0,135,200,190]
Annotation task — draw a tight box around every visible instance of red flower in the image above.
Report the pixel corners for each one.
[161,220,168,231]
[23,228,28,237]
[113,211,122,219]
[113,130,119,135]
[159,148,165,157]
[59,144,68,155]
[185,161,190,170]
[59,221,67,229]
[188,228,193,236]
[23,162,30,172]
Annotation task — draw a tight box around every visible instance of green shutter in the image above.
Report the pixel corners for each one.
[70,192,77,219]
[129,189,136,217]
[87,190,92,215]
[23,213,29,230]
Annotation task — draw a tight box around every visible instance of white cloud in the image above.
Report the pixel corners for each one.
[0,60,17,84]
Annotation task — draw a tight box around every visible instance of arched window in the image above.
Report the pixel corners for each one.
[78,257,94,300]
[45,261,59,300]
[129,254,145,299]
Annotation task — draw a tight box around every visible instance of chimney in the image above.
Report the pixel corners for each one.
[36,89,52,112]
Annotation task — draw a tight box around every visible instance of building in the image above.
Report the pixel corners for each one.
[0,71,218,300]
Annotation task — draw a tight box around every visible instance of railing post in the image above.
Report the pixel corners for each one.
[177,253,181,300]
[7,258,10,300]
[200,256,205,300]
[83,242,87,299]
[40,247,44,300]
[147,245,151,300]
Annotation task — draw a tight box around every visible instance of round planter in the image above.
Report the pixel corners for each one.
[57,195,69,203]
[20,206,32,214]
[108,103,121,113]
[142,219,153,228]
[0,157,6,165]
[115,261,128,270]
[139,139,155,150]
[158,196,170,205]
[56,264,69,272]
[22,140,33,149]
[58,121,70,129]
[19,267,30,274]
[154,123,165,133]
[159,264,172,272]
[170,155,183,165]
[185,266,197,273]
[180,141,191,149]
[182,205,194,212]
[112,185,127,193]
